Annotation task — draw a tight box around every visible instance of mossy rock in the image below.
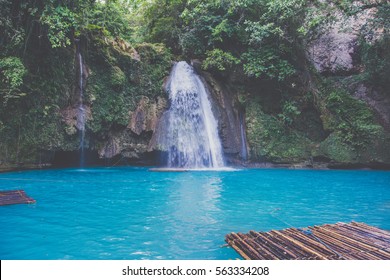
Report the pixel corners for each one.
[318,83,383,146]
[246,100,312,163]
[316,133,357,163]
[65,124,77,136]
[84,36,171,152]
[110,66,126,90]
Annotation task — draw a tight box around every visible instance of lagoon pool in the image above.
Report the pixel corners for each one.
[0,167,389,259]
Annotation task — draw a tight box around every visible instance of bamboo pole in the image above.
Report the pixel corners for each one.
[226,222,390,260]
[265,231,314,259]
[329,225,390,249]
[0,190,36,206]
[284,228,338,258]
[250,231,298,259]
[271,230,328,259]
[315,226,390,255]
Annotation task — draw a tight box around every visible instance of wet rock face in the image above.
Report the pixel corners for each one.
[149,62,248,164]
[128,96,168,136]
[99,95,168,160]
[197,70,248,162]
[307,8,375,75]
[99,137,120,159]
[98,130,151,160]
[61,105,92,136]
[352,84,390,131]
[201,73,240,154]
[308,30,358,74]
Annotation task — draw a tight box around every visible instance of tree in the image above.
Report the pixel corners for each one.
[140,0,187,52]
[0,56,26,103]
[334,0,390,92]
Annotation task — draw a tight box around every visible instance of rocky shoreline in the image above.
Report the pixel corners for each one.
[2,159,389,174]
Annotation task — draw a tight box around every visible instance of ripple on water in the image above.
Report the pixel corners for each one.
[0,167,389,259]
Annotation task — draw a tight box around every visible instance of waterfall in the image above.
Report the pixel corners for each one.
[239,111,248,161]
[159,61,225,169]
[76,43,86,167]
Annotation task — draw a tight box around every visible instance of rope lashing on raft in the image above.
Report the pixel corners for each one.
[297,228,344,259]
[270,207,344,259]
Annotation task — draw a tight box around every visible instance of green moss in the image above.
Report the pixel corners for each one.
[85,37,171,142]
[246,100,312,163]
[316,133,357,163]
[0,45,81,164]
[65,124,77,135]
[110,66,126,89]
[318,84,383,148]
[0,31,172,165]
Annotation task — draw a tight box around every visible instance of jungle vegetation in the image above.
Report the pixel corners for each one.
[0,0,389,167]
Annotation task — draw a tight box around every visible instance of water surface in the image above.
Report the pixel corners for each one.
[0,167,389,259]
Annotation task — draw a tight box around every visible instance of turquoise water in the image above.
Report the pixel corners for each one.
[0,167,389,260]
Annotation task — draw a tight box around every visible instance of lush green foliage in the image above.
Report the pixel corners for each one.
[41,5,77,48]
[136,0,309,82]
[246,100,311,162]
[202,49,240,72]
[242,48,296,81]
[278,101,301,126]
[0,57,27,103]
[0,0,389,167]
[86,39,171,137]
[0,0,172,165]
[322,86,383,147]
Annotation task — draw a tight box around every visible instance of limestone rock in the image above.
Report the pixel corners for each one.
[352,84,390,130]
[128,96,168,136]
[98,130,151,160]
[99,137,120,158]
[99,95,168,159]
[61,105,92,135]
[199,70,249,161]
[307,8,376,74]
[112,37,141,61]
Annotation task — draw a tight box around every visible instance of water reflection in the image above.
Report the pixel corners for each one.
[165,172,223,259]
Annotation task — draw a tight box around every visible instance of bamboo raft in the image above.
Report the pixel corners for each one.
[225,222,390,260]
[0,190,36,206]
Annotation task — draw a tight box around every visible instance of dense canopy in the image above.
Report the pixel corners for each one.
[0,0,389,168]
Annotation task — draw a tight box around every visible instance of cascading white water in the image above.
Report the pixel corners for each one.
[159,61,225,168]
[239,111,248,161]
[76,49,86,167]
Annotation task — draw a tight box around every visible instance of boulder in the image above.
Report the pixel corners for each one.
[99,95,168,159]
[352,83,390,130]
[307,8,376,75]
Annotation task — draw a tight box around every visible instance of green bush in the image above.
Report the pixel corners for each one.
[202,49,240,72]
[323,88,383,147]
[0,56,27,103]
[278,101,301,126]
[246,101,311,162]
[242,48,296,81]
[41,5,77,48]
[360,36,390,92]
[110,66,126,90]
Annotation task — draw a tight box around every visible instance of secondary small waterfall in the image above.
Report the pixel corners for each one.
[76,43,86,167]
[159,61,225,168]
[239,111,248,161]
